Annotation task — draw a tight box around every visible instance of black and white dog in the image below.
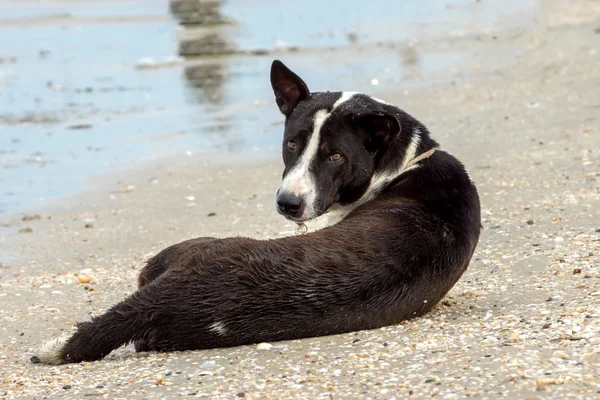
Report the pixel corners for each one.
[34,60,481,364]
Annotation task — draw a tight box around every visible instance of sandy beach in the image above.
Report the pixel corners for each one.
[0,0,599,398]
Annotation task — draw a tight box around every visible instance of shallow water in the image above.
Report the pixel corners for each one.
[0,0,538,214]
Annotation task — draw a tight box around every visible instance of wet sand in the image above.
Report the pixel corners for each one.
[1,1,600,398]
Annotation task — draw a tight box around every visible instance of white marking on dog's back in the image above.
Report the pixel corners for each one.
[208,321,227,336]
[35,334,70,365]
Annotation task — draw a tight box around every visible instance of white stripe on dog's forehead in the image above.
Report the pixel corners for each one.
[304,109,328,169]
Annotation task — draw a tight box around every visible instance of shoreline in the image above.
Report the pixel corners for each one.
[0,0,545,218]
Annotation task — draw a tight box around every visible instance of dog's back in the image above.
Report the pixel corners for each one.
[128,147,480,352]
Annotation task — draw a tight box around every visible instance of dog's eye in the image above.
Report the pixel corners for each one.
[329,153,343,162]
[287,141,297,151]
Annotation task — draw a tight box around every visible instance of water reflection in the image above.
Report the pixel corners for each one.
[170,0,238,151]
[399,43,421,81]
[184,59,227,105]
[170,0,231,105]
[169,0,228,25]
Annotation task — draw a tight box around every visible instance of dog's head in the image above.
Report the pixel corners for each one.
[271,60,424,223]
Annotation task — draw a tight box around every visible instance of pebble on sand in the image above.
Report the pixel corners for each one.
[78,273,94,284]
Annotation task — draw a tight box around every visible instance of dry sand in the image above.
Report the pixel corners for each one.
[1,1,599,399]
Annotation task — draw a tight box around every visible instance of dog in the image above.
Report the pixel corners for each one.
[33,60,481,364]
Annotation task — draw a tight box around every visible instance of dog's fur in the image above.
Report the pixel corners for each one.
[34,60,481,364]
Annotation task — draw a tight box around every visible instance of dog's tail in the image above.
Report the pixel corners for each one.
[33,294,147,364]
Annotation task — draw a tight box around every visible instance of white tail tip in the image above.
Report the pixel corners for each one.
[32,334,70,365]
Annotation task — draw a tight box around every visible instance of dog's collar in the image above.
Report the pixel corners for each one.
[403,147,437,171]
[295,223,308,235]
[295,147,438,235]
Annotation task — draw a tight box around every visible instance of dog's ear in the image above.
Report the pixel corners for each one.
[352,111,401,150]
[270,60,310,116]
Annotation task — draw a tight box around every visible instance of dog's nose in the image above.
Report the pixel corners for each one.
[277,192,304,217]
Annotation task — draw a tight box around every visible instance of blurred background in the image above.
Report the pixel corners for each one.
[0,0,542,214]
